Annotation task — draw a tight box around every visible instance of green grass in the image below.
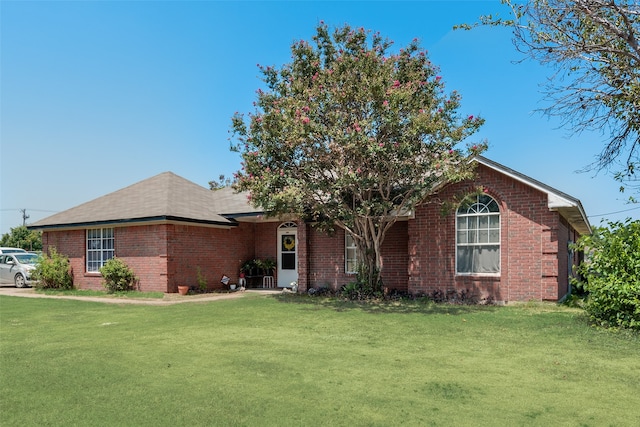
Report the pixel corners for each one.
[1,294,639,426]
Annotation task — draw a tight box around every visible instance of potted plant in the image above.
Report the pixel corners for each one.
[240,259,257,276]
[177,285,189,295]
[257,258,276,275]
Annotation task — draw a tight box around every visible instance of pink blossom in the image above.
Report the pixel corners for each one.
[302,117,310,124]
[393,80,400,88]
[383,100,389,107]
[379,143,384,148]
[468,115,474,120]
[436,76,442,81]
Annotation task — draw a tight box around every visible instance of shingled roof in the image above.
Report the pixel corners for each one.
[474,157,591,235]
[29,172,262,231]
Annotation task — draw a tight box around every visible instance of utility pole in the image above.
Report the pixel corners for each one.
[20,209,30,226]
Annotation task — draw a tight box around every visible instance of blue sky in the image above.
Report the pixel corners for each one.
[1,0,638,236]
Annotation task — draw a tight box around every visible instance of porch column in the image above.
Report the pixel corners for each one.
[296,220,309,292]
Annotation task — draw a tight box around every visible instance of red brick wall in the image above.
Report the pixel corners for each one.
[41,229,93,289]
[42,221,258,293]
[407,163,572,302]
[255,222,278,260]
[307,227,348,289]
[166,222,256,292]
[302,222,409,292]
[115,225,169,292]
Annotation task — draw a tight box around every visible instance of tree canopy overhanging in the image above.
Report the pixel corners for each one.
[229,23,486,290]
[459,0,640,199]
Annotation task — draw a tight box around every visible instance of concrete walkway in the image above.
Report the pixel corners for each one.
[0,285,281,306]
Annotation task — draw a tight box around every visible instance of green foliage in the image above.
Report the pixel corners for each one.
[0,225,42,251]
[573,219,640,330]
[231,23,485,290]
[208,174,234,190]
[32,248,73,290]
[196,266,207,292]
[462,0,640,196]
[255,258,276,273]
[340,281,380,300]
[240,258,276,274]
[99,257,138,293]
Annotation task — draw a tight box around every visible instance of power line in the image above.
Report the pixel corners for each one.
[0,208,59,213]
[589,206,640,218]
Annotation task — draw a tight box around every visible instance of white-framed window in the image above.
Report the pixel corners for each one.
[456,194,500,274]
[345,233,357,274]
[87,228,114,272]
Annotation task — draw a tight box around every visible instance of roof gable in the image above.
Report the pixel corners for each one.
[30,172,261,230]
[474,157,591,234]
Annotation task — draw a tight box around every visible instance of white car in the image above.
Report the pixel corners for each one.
[0,247,27,254]
[0,252,39,287]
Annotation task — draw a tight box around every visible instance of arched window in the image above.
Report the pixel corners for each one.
[456,194,500,274]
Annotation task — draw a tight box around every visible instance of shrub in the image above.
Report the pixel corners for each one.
[573,219,640,330]
[100,258,138,293]
[430,288,479,305]
[339,281,380,300]
[32,248,73,290]
[196,267,207,292]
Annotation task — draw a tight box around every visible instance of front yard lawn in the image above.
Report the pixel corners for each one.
[1,294,638,426]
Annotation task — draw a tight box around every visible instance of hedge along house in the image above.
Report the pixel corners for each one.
[29,156,591,301]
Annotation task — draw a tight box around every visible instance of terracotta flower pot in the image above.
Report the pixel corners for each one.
[177,285,189,295]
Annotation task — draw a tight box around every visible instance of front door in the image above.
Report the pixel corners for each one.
[277,222,297,287]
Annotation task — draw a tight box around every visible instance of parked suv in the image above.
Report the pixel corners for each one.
[0,247,27,254]
[0,252,39,287]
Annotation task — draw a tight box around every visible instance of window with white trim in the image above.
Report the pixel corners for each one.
[87,228,114,272]
[345,233,357,274]
[456,195,500,274]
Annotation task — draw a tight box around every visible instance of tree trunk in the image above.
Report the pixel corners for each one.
[353,216,388,293]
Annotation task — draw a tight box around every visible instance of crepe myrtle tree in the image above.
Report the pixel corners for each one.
[230,23,486,290]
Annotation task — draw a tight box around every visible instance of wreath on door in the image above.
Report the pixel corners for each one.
[283,236,295,251]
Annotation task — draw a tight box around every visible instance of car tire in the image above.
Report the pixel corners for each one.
[14,273,26,288]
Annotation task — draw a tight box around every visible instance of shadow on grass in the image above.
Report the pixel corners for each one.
[272,293,499,316]
[37,289,165,299]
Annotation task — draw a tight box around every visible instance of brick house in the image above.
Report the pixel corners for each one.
[29,156,590,302]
